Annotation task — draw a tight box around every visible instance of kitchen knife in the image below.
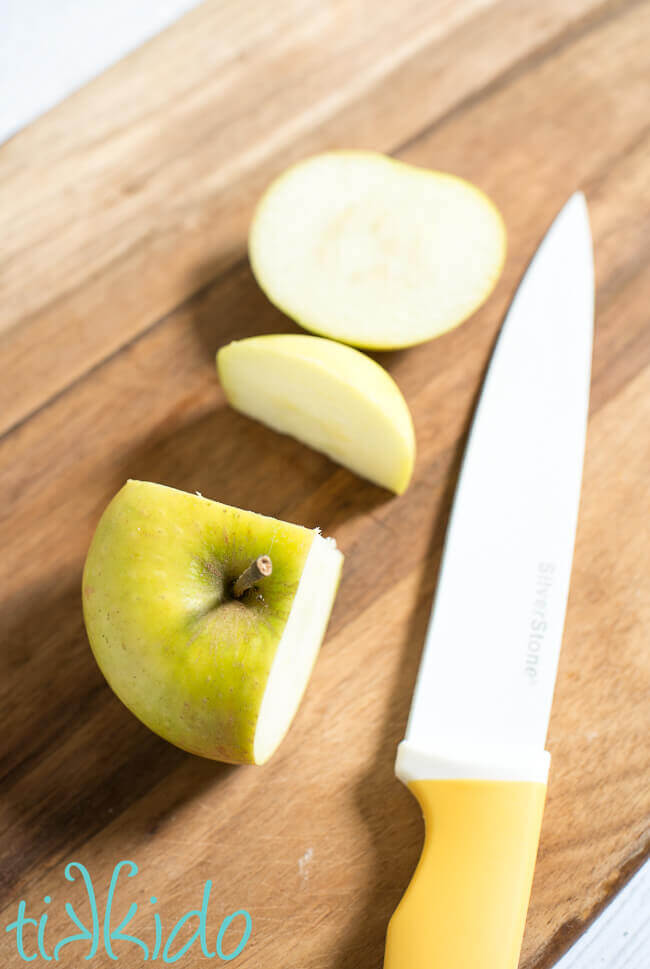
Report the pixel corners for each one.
[383,193,594,969]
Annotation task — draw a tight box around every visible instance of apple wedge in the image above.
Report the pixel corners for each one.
[82,480,343,765]
[249,151,506,349]
[217,334,415,494]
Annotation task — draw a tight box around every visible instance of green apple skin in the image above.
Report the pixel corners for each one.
[82,480,323,764]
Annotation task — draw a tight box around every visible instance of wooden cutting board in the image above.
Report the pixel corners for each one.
[1,0,648,965]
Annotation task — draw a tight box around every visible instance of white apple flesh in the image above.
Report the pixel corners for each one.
[82,480,343,764]
[218,334,416,494]
[249,150,506,349]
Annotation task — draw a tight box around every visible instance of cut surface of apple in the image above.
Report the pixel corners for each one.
[82,480,343,765]
[249,151,506,349]
[218,334,415,494]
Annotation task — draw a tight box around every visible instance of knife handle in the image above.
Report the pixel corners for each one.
[383,778,547,969]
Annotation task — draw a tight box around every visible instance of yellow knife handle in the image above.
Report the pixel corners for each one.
[384,778,547,969]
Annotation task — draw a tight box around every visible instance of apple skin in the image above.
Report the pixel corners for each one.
[82,480,329,764]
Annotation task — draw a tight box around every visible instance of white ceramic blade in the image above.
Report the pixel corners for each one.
[404,194,594,768]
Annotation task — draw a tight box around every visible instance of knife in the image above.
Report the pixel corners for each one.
[383,193,594,969]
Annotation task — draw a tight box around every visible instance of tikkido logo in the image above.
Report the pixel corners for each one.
[524,562,555,683]
[5,861,252,963]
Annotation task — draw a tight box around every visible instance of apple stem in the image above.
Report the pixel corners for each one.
[232,555,273,598]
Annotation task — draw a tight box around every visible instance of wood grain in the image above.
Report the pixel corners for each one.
[0,0,649,966]
[0,0,623,436]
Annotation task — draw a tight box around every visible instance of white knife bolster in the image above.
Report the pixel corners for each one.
[395,740,551,784]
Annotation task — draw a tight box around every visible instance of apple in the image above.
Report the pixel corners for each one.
[249,150,506,349]
[82,480,343,764]
[218,334,415,494]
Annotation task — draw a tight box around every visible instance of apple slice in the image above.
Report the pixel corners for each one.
[249,150,506,349]
[217,334,415,494]
[82,480,343,765]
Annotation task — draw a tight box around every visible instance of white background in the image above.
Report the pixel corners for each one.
[0,0,202,144]
[555,859,650,968]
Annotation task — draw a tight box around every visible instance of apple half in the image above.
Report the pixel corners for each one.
[249,151,506,349]
[82,480,343,764]
[218,334,415,494]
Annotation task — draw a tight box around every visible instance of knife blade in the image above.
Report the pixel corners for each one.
[384,193,594,969]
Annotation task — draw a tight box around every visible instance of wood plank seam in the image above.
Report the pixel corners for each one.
[398,0,645,156]
[1,0,641,444]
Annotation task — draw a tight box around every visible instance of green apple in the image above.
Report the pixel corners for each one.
[218,334,415,494]
[82,480,343,764]
[249,150,506,349]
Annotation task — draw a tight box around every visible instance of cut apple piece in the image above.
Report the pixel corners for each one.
[249,150,506,349]
[82,480,343,765]
[217,334,415,494]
